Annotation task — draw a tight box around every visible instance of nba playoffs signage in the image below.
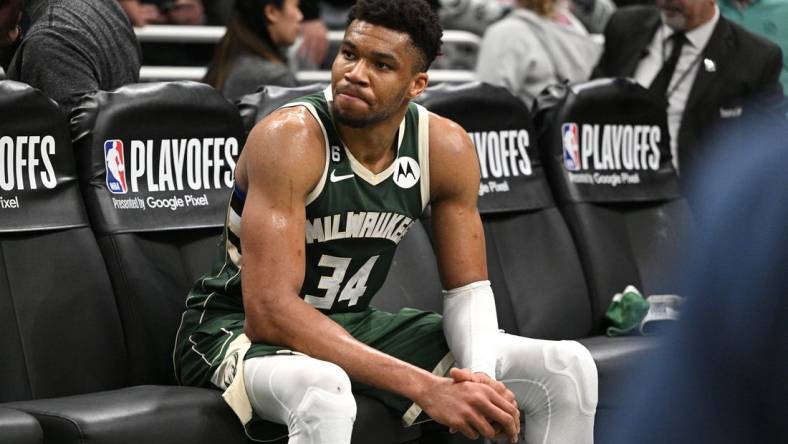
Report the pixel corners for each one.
[0,134,87,232]
[0,136,58,195]
[71,82,246,234]
[540,79,681,203]
[94,136,239,232]
[0,81,87,232]
[470,129,533,200]
[417,82,553,214]
[561,123,663,187]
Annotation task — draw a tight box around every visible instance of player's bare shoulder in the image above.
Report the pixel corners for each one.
[428,112,475,158]
[236,106,326,193]
[427,111,480,201]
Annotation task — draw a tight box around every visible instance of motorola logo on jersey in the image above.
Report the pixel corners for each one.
[105,140,128,194]
[470,130,532,179]
[393,157,420,189]
[102,137,239,193]
[560,123,662,172]
[0,135,58,191]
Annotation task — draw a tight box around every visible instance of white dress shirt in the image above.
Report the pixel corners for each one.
[633,7,720,170]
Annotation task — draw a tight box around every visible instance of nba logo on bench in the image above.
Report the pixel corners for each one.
[104,139,128,194]
[562,123,581,171]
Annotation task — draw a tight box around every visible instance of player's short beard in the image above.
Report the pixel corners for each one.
[332,104,391,128]
[331,89,408,129]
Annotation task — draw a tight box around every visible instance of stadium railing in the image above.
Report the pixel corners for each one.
[134,25,481,83]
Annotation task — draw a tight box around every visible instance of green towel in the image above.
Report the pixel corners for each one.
[605,285,650,336]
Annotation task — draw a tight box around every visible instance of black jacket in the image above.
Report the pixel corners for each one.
[594,6,784,175]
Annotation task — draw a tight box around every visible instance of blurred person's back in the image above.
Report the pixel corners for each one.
[0,0,140,113]
[608,113,788,444]
[476,0,602,108]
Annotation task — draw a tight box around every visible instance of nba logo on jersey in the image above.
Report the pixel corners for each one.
[562,123,581,171]
[104,139,128,194]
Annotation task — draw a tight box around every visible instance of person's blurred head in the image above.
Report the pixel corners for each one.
[235,0,302,48]
[0,0,23,37]
[656,0,716,31]
[516,0,557,18]
[204,0,302,90]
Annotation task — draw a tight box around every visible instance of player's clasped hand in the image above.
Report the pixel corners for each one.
[419,368,521,443]
[450,368,520,442]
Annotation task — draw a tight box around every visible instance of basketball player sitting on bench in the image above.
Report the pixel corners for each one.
[174,1,598,442]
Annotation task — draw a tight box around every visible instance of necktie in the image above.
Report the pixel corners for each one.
[649,32,687,99]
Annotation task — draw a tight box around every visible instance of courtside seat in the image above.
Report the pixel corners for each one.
[71,81,245,386]
[0,408,42,444]
[535,78,693,331]
[0,79,125,406]
[535,78,693,438]
[7,386,245,444]
[416,82,593,340]
[0,81,250,444]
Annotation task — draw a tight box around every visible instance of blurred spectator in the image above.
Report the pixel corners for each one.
[570,0,616,32]
[0,0,141,114]
[608,114,788,444]
[204,0,301,102]
[437,0,512,35]
[719,0,788,92]
[593,2,783,176]
[293,0,353,69]
[297,0,329,66]
[476,0,602,108]
[118,0,205,26]
[119,0,214,67]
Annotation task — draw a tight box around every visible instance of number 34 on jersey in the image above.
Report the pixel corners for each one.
[305,254,379,309]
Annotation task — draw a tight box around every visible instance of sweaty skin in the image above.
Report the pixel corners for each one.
[236,19,520,442]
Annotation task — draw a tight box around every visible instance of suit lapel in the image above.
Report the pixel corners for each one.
[684,18,733,113]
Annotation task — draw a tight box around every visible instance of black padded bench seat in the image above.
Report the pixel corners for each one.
[580,335,661,443]
[0,407,42,444]
[5,386,244,444]
[6,387,421,444]
[579,336,661,408]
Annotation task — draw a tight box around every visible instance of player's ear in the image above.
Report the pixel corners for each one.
[406,72,428,100]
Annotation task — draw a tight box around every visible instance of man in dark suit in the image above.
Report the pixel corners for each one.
[594,0,783,180]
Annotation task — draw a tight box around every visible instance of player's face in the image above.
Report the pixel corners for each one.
[657,0,715,31]
[331,20,428,128]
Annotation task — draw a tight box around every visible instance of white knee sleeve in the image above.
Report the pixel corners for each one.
[244,355,356,444]
[496,334,598,444]
[542,341,598,415]
[291,385,356,444]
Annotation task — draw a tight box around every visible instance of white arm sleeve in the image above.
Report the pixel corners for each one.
[442,280,499,378]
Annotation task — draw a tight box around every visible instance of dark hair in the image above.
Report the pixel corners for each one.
[204,0,286,90]
[346,0,443,72]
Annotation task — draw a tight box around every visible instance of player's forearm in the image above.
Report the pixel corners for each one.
[244,296,440,403]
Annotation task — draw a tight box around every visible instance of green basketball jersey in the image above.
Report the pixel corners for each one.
[292,88,430,312]
[190,87,430,316]
[174,90,448,414]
